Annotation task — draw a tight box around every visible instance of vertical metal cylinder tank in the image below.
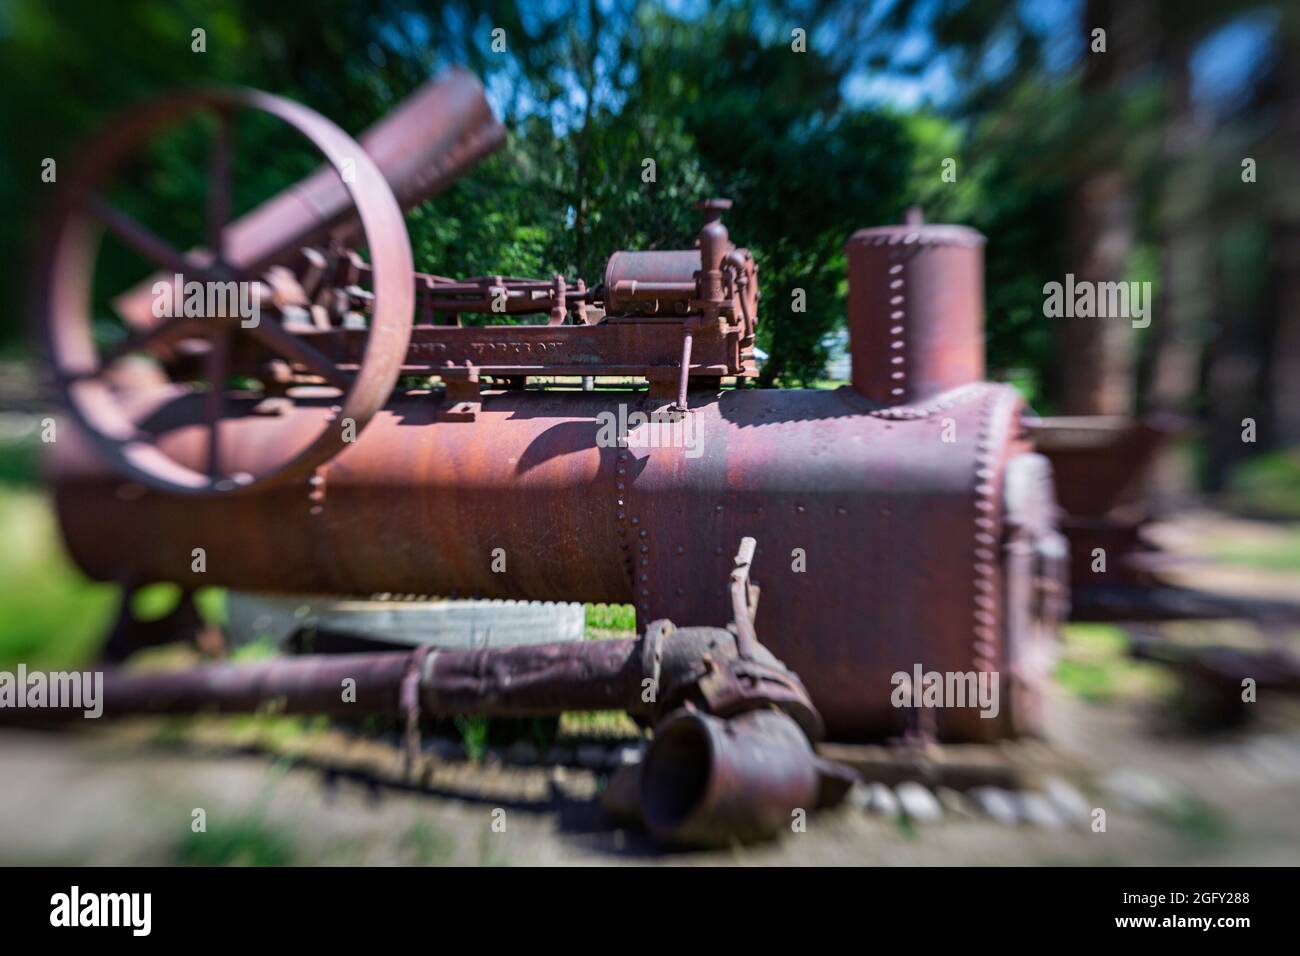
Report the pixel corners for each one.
[846,209,986,405]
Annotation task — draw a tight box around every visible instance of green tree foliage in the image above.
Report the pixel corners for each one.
[626,7,915,382]
[0,0,1041,386]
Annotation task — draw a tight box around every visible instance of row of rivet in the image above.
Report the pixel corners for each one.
[308,468,326,516]
[970,387,1016,671]
[863,381,989,421]
[306,403,345,517]
[886,251,908,402]
[613,449,651,618]
[856,230,984,248]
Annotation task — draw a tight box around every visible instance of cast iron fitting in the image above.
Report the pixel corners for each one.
[639,707,821,846]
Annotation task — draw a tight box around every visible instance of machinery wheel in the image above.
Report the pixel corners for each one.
[32,87,414,494]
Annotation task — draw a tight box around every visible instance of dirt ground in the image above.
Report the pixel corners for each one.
[1,510,1298,866]
[1,687,1298,865]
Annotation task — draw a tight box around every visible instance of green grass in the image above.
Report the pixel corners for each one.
[449,714,562,761]
[0,489,233,669]
[1159,796,1230,846]
[1225,448,1300,518]
[1053,623,1172,703]
[996,367,1045,410]
[129,581,226,625]
[1201,524,1300,573]
[0,490,117,668]
[584,602,636,635]
[170,756,300,866]
[401,821,454,865]
[0,430,41,486]
[172,814,298,866]
[454,714,491,762]
[559,709,640,738]
[149,710,330,752]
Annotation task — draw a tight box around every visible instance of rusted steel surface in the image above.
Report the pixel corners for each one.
[289,319,744,377]
[1130,633,1300,695]
[344,68,507,224]
[80,653,414,717]
[16,617,820,730]
[423,638,642,715]
[34,87,416,495]
[639,708,822,846]
[1026,415,1182,517]
[3,598,850,847]
[1027,414,1186,616]
[110,69,505,322]
[846,211,985,406]
[604,250,705,315]
[36,75,1070,752]
[20,642,639,720]
[51,378,1059,741]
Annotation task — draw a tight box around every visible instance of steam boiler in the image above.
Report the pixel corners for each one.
[33,69,1066,745]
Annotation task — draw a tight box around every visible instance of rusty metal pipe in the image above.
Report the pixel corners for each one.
[114,69,506,322]
[639,708,821,846]
[83,653,412,717]
[3,631,845,848]
[9,641,644,722]
[348,68,506,217]
[245,67,506,265]
[610,281,697,298]
[675,327,693,410]
[422,638,642,715]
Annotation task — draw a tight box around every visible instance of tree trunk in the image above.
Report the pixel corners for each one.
[1057,0,1157,415]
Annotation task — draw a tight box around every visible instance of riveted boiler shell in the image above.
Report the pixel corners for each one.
[50,382,1047,741]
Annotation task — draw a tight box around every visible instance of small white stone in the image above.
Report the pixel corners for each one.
[970,786,1021,825]
[846,782,872,811]
[934,786,977,819]
[1042,776,1090,824]
[612,741,644,766]
[1245,736,1300,782]
[865,782,900,817]
[1019,791,1066,829]
[896,781,943,823]
[1102,769,1175,812]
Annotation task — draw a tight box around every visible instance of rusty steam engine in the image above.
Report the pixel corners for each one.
[27,70,1068,843]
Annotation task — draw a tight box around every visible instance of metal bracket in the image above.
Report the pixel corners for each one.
[437,363,481,422]
[400,645,434,779]
[729,536,761,659]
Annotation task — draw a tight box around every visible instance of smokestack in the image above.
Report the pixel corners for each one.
[845,208,986,405]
